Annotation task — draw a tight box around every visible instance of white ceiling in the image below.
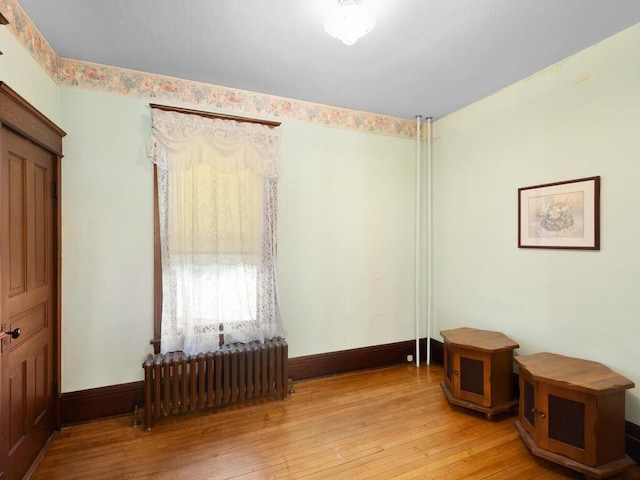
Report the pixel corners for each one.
[16,0,640,120]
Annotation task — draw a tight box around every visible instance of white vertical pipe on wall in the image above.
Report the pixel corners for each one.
[414,115,422,367]
[426,117,433,365]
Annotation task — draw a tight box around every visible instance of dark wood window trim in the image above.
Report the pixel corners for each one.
[150,104,280,353]
[152,166,162,353]
[149,103,281,128]
[0,11,7,55]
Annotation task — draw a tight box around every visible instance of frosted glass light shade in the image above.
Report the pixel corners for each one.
[324,0,376,46]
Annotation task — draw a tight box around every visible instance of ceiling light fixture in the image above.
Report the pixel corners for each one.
[324,0,376,46]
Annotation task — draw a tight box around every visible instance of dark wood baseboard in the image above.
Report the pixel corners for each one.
[430,338,444,365]
[288,338,430,381]
[60,381,144,426]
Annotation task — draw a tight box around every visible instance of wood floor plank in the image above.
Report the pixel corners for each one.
[30,364,640,479]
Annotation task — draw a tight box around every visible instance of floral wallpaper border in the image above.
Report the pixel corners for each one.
[1,0,57,78]
[1,0,417,139]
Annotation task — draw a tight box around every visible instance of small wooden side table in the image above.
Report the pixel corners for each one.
[440,327,519,419]
[515,352,635,478]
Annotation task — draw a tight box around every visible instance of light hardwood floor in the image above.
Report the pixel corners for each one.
[31,364,640,479]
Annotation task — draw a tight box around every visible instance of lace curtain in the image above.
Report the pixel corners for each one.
[147,109,285,355]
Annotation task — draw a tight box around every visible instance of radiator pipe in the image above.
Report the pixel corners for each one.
[426,116,433,365]
[414,115,422,367]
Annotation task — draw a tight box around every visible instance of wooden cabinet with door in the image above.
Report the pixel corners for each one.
[515,352,635,478]
[441,327,519,418]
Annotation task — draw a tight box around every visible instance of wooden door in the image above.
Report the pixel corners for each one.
[0,127,58,480]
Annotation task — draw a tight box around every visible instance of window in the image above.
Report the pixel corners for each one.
[148,106,285,355]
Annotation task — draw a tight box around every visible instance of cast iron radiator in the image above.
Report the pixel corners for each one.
[142,337,288,430]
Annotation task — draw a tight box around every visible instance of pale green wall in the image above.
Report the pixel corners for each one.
[433,23,640,423]
[59,89,155,390]
[58,88,416,392]
[279,123,416,357]
[0,27,59,122]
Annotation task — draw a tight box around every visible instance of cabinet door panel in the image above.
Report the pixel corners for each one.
[519,372,537,441]
[538,382,596,466]
[548,394,585,449]
[460,357,484,395]
[454,349,490,407]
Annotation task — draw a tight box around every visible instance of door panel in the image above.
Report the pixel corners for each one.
[9,155,25,298]
[459,356,484,395]
[520,372,537,441]
[8,360,26,456]
[0,128,57,480]
[538,382,596,466]
[454,349,491,407]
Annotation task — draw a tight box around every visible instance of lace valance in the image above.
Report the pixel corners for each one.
[147,108,283,177]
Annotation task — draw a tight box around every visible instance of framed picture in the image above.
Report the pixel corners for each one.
[518,176,600,250]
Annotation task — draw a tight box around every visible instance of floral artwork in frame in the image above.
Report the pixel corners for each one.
[518,176,600,250]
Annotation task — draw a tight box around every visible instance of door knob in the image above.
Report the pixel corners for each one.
[3,327,20,339]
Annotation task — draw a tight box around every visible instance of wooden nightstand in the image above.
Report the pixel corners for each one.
[441,327,519,419]
[515,352,635,478]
